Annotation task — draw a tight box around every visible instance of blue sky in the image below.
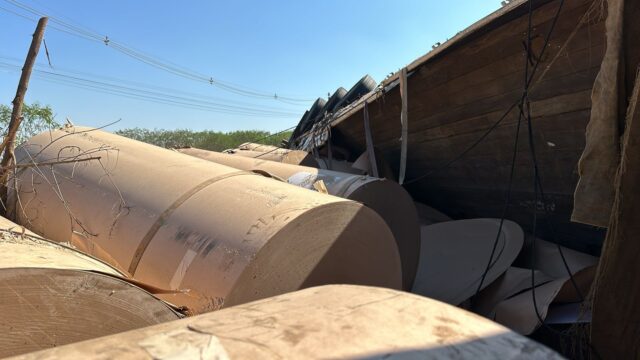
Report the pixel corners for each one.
[0,1,499,132]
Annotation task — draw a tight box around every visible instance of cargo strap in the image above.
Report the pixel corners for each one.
[363,101,379,178]
[327,128,334,170]
[399,67,409,184]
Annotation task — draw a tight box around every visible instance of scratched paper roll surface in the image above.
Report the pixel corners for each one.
[11,285,563,360]
[10,127,402,314]
[178,147,420,289]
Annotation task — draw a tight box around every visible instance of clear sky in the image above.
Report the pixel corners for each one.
[0,0,500,133]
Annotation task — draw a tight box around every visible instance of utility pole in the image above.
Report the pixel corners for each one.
[0,17,48,211]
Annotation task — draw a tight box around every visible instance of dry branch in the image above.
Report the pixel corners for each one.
[0,17,48,213]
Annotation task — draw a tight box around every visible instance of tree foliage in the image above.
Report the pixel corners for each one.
[0,102,59,144]
[115,128,292,151]
[0,103,290,151]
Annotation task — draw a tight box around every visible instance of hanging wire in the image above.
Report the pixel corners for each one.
[518,5,602,357]
[474,0,541,297]
[243,125,297,146]
[475,0,601,357]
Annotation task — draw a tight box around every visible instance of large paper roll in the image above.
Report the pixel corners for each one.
[178,147,420,289]
[11,127,402,314]
[0,216,178,357]
[11,285,563,360]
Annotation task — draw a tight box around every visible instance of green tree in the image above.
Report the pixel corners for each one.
[116,128,292,151]
[0,102,59,144]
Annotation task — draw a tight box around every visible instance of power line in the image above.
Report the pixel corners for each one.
[0,55,307,111]
[0,0,314,103]
[0,3,29,20]
[0,55,308,112]
[0,61,301,118]
[0,63,294,117]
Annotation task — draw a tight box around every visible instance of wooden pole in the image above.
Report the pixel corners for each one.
[0,17,48,209]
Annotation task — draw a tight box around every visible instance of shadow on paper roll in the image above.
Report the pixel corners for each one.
[0,216,178,358]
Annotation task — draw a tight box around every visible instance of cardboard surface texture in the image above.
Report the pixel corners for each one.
[10,285,563,360]
[0,216,178,358]
[11,127,402,314]
[178,147,420,290]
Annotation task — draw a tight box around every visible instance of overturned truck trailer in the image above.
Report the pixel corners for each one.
[9,127,402,314]
[288,0,640,255]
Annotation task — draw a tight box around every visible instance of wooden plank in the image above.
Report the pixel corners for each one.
[344,67,597,154]
[405,110,591,162]
[382,0,595,88]
[340,48,603,146]
[408,185,605,255]
[298,0,608,256]
[410,1,603,92]
[334,21,604,147]
[329,0,601,131]
[395,91,592,147]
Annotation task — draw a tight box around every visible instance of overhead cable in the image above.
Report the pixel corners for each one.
[0,61,300,118]
[0,0,313,103]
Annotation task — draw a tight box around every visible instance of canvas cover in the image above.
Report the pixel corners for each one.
[572,0,625,227]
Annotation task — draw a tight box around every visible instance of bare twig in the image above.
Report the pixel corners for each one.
[6,156,101,169]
